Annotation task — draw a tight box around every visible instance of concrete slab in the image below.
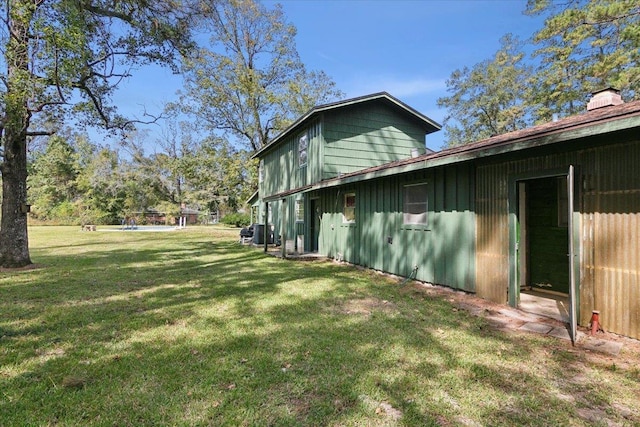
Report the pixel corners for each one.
[581,338,623,356]
[499,308,543,323]
[519,291,570,323]
[519,322,554,334]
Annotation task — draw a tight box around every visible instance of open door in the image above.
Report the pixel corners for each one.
[567,165,578,344]
[309,198,320,252]
[512,167,579,344]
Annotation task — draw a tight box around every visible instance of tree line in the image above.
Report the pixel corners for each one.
[26,125,253,225]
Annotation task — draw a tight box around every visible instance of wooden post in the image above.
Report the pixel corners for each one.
[281,198,287,259]
[264,201,269,253]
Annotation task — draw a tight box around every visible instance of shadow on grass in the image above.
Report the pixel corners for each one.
[1,231,638,426]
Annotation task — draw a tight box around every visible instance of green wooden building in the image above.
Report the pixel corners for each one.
[253,92,441,252]
[254,89,640,341]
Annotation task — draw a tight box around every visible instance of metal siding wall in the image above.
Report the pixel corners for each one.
[476,136,640,339]
[476,165,510,303]
[586,141,640,338]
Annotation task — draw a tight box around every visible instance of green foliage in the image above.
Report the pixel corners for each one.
[221,212,251,227]
[28,135,80,220]
[25,126,258,226]
[179,0,344,151]
[439,0,640,146]
[121,122,256,219]
[437,35,533,146]
[0,0,198,266]
[527,0,640,121]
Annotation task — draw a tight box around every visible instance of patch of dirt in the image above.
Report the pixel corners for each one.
[359,394,403,422]
[0,263,46,272]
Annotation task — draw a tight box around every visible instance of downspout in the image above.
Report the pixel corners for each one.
[281,198,287,259]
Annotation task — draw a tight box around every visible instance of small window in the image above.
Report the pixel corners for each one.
[295,200,304,222]
[259,159,264,183]
[298,133,308,167]
[343,193,355,223]
[403,183,428,225]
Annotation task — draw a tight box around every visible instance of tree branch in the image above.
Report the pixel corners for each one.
[26,130,54,137]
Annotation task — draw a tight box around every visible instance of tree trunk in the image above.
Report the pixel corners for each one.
[0,127,31,268]
[0,0,33,268]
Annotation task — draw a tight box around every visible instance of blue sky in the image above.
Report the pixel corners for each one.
[107,0,547,152]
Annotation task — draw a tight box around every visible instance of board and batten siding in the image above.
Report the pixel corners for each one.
[476,132,640,339]
[317,163,475,292]
[260,120,321,198]
[322,103,428,179]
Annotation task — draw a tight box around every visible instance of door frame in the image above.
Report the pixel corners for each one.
[508,166,581,343]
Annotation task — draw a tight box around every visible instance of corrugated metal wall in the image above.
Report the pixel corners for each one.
[475,165,510,304]
[583,140,640,339]
[476,134,640,339]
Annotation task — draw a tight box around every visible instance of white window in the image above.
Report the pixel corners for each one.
[295,199,304,222]
[298,133,308,167]
[343,193,356,223]
[403,183,428,225]
[259,159,264,183]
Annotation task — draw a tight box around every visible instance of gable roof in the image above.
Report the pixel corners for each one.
[252,92,442,159]
[262,99,640,201]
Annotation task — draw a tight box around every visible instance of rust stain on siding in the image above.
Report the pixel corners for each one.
[476,165,509,304]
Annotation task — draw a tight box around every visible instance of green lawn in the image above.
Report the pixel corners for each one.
[1,226,639,426]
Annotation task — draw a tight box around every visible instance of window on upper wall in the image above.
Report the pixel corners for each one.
[259,159,264,183]
[403,183,428,225]
[298,133,308,167]
[295,199,304,222]
[343,192,356,223]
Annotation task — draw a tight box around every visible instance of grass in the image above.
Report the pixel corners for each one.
[1,226,639,426]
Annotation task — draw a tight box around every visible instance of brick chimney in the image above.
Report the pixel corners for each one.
[587,88,624,111]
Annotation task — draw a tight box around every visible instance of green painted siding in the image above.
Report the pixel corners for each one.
[260,120,321,198]
[260,101,429,200]
[315,163,476,292]
[322,103,428,179]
